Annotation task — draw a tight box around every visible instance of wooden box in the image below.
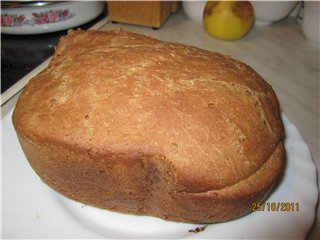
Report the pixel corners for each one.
[107,1,181,28]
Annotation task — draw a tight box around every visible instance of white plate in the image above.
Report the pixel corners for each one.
[2,110,318,239]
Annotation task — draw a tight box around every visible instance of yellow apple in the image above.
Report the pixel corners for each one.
[203,1,254,40]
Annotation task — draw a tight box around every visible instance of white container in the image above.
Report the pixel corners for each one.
[1,1,105,35]
[302,1,320,47]
[182,1,207,25]
[251,1,297,25]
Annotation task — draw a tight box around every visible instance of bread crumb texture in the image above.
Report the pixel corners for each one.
[13,29,284,223]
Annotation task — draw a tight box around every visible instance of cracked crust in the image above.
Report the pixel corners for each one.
[12,29,284,223]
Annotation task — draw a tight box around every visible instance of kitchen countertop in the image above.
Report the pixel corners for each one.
[2,10,319,238]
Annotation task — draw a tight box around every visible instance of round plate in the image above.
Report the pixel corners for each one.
[54,113,318,239]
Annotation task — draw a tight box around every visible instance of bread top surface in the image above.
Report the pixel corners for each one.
[13,29,283,193]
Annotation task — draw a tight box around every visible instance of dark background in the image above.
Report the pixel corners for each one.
[1,11,106,93]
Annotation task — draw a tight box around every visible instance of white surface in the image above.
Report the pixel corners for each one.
[2,108,318,238]
[1,1,105,35]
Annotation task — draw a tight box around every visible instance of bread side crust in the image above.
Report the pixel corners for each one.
[16,130,284,223]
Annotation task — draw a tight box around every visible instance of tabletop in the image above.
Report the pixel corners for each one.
[2,9,319,238]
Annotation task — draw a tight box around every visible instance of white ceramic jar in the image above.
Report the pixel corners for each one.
[251,1,297,25]
[182,1,207,25]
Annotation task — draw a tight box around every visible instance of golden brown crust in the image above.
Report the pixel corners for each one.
[13,29,284,223]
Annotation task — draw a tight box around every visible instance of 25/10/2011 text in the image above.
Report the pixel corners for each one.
[252,202,300,212]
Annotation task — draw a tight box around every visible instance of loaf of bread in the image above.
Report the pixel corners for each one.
[12,29,284,223]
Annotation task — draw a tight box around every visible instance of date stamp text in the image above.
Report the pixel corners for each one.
[252,202,300,212]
